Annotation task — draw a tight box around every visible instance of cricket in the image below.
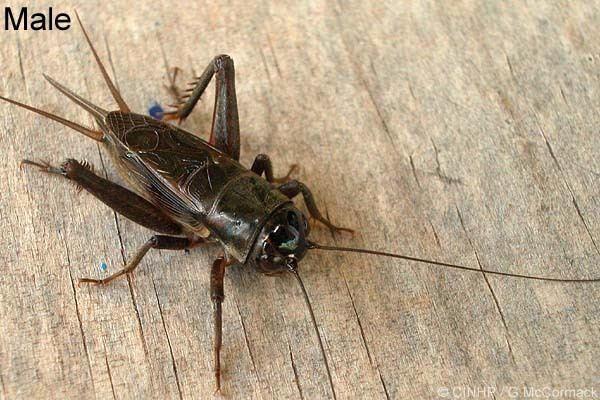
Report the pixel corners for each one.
[2,12,598,393]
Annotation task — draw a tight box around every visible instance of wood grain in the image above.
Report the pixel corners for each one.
[1,1,599,399]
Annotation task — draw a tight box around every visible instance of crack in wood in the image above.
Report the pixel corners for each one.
[409,154,422,189]
[295,274,338,400]
[505,54,516,81]
[377,369,391,400]
[62,234,97,393]
[288,344,305,400]
[430,137,462,185]
[266,35,282,79]
[15,37,27,92]
[341,275,373,365]
[258,47,272,84]
[455,206,516,364]
[233,301,262,396]
[103,345,117,400]
[152,279,184,400]
[559,85,569,106]
[332,16,397,148]
[530,112,600,257]
[429,220,442,248]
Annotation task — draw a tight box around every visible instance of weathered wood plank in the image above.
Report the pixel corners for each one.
[1,1,599,399]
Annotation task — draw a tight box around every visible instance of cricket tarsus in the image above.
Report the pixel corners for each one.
[308,242,600,283]
[79,235,204,285]
[278,180,354,236]
[20,159,63,174]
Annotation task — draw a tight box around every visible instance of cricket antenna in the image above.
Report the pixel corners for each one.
[307,242,600,283]
[75,11,131,113]
[287,262,337,391]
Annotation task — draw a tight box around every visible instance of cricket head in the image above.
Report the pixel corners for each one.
[249,205,310,275]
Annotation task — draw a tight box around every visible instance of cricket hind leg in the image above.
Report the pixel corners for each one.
[251,153,298,183]
[21,158,211,284]
[21,159,182,234]
[277,180,354,235]
[164,55,241,161]
[79,235,207,285]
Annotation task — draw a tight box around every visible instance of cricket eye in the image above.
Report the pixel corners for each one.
[288,210,309,234]
[287,211,299,229]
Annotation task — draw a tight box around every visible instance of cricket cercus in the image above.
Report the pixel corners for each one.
[2,12,598,393]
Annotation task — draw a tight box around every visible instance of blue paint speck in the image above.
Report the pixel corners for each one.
[100,262,108,272]
[148,102,164,120]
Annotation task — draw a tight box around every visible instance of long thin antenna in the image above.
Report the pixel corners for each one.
[0,95,104,142]
[75,11,131,113]
[308,242,600,283]
[290,269,338,399]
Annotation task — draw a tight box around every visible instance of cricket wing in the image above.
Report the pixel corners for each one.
[103,112,243,230]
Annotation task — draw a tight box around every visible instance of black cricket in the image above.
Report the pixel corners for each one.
[2,13,598,393]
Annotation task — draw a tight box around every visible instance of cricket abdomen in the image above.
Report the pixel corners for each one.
[102,111,290,261]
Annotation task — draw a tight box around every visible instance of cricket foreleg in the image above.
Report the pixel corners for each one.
[277,180,354,235]
[79,235,207,285]
[21,158,182,234]
[251,154,298,183]
[210,256,227,393]
[164,55,240,160]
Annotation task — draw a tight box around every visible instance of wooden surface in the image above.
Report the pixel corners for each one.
[1,1,599,399]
